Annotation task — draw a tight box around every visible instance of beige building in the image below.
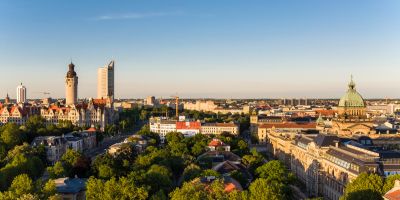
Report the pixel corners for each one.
[183,100,249,114]
[257,122,316,143]
[201,123,239,135]
[97,60,114,100]
[266,131,396,200]
[0,105,39,125]
[41,98,115,130]
[183,100,217,112]
[66,62,78,106]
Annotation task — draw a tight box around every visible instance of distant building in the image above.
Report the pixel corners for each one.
[40,98,115,130]
[176,121,201,137]
[258,122,316,143]
[0,104,39,125]
[201,123,239,135]
[4,93,10,104]
[183,100,217,112]
[149,117,177,143]
[145,96,156,106]
[330,77,375,135]
[31,136,67,164]
[16,83,26,104]
[97,60,115,100]
[208,138,230,151]
[66,62,78,106]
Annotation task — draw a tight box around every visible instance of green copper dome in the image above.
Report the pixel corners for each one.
[338,76,365,107]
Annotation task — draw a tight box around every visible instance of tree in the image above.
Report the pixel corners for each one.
[86,176,148,200]
[145,164,173,194]
[242,149,264,174]
[9,174,34,197]
[47,161,65,179]
[200,169,221,178]
[1,123,25,149]
[41,179,57,199]
[170,178,245,200]
[181,164,202,183]
[249,178,286,200]
[255,160,291,184]
[341,173,384,200]
[47,149,90,178]
[166,132,184,144]
[383,174,400,194]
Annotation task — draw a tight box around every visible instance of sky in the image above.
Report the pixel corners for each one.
[1,0,400,99]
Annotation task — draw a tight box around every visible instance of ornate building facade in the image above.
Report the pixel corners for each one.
[330,77,375,135]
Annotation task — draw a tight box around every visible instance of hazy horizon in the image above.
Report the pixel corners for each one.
[1,0,400,99]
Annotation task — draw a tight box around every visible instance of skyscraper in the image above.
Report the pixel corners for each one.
[16,83,26,103]
[97,60,114,100]
[65,62,78,106]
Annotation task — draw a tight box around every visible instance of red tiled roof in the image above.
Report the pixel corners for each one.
[176,121,201,130]
[87,127,97,132]
[315,110,337,116]
[259,122,316,129]
[208,138,227,147]
[93,98,107,105]
[224,182,237,192]
[385,189,400,200]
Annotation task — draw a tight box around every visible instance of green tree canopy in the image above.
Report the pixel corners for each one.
[341,173,384,200]
[255,160,291,184]
[249,178,286,200]
[1,123,25,149]
[86,176,148,200]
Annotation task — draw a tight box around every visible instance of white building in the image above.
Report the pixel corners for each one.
[97,60,115,100]
[16,83,27,104]
[149,117,177,143]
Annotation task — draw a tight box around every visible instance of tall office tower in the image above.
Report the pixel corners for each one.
[66,62,78,106]
[16,83,27,103]
[97,60,114,100]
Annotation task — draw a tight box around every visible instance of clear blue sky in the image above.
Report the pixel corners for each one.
[1,0,400,99]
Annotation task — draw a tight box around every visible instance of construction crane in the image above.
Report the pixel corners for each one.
[35,92,51,98]
[170,95,179,118]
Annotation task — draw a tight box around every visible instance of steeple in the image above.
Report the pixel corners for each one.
[5,93,10,104]
[348,75,356,90]
[67,62,77,78]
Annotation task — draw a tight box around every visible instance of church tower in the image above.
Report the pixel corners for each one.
[66,62,78,106]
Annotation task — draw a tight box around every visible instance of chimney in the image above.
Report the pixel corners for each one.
[334,140,339,148]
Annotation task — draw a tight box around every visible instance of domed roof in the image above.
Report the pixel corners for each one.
[338,76,365,107]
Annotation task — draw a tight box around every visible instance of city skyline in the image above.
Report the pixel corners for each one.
[1,0,400,99]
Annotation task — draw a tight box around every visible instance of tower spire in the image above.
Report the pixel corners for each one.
[348,74,355,90]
